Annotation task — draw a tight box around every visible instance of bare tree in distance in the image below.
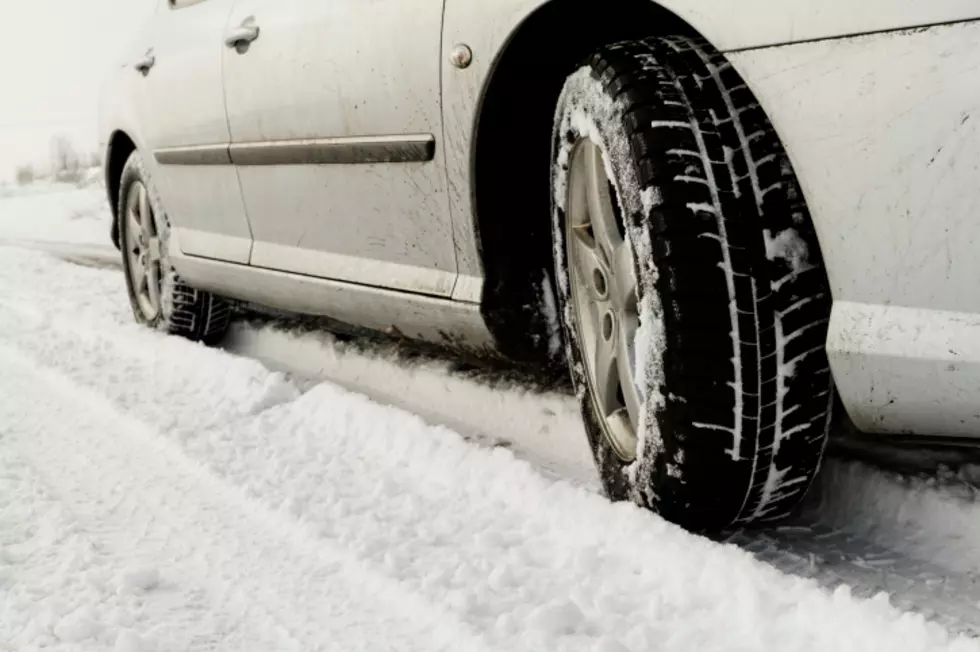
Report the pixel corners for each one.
[15,164,36,186]
[50,134,82,184]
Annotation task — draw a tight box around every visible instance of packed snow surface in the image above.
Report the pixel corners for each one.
[0,180,109,247]
[2,185,980,648]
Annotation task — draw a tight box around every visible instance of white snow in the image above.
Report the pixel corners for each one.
[53,607,104,644]
[765,227,811,274]
[112,630,150,652]
[0,179,110,247]
[539,269,563,359]
[223,320,597,486]
[1,186,980,649]
[640,186,663,214]
[116,568,161,595]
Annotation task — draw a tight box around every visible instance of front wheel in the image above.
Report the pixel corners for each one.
[551,37,833,531]
[118,151,231,343]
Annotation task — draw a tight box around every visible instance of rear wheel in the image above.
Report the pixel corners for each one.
[118,151,230,343]
[551,37,833,531]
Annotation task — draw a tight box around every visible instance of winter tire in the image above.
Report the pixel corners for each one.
[551,37,833,531]
[118,151,231,344]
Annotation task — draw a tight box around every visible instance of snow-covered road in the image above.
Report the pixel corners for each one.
[3,183,980,650]
[226,316,980,637]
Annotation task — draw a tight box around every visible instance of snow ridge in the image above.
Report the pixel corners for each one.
[0,345,493,652]
[3,239,977,651]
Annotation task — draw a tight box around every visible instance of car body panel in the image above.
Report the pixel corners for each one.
[221,0,460,298]
[100,0,980,439]
[141,0,254,264]
[440,2,980,279]
[828,302,980,437]
[727,21,980,437]
[642,0,980,51]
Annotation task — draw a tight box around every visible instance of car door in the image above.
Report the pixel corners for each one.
[221,0,457,297]
[138,0,253,264]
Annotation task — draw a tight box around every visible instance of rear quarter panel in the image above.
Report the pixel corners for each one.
[728,22,980,438]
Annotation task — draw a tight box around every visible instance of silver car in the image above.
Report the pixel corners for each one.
[99,0,980,531]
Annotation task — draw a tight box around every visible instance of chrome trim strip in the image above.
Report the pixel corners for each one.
[155,135,436,166]
[229,134,436,166]
[153,144,231,166]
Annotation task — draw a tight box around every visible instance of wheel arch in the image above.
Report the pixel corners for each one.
[471,0,700,363]
[105,130,138,250]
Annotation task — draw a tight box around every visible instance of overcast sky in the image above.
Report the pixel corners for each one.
[0,0,156,180]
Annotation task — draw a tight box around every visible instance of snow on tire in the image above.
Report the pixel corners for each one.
[551,36,833,531]
[117,151,231,344]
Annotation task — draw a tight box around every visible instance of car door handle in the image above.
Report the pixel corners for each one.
[134,51,155,75]
[225,24,260,49]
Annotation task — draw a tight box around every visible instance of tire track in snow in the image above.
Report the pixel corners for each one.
[3,244,980,648]
[0,346,492,652]
[732,525,980,636]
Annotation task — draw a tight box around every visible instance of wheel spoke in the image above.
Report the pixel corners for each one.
[146,236,162,263]
[136,267,150,299]
[617,311,643,430]
[128,210,142,247]
[127,249,143,291]
[611,242,638,313]
[145,262,161,317]
[138,184,153,240]
[584,144,623,265]
[592,311,620,419]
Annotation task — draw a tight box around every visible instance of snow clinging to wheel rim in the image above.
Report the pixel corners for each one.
[552,67,668,477]
[539,268,563,359]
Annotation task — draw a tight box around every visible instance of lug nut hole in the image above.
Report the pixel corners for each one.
[593,269,608,296]
[602,312,614,340]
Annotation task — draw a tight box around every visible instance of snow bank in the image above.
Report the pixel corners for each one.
[223,320,598,486]
[1,245,977,651]
[0,181,110,247]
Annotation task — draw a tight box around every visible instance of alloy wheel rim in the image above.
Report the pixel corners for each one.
[124,181,162,322]
[565,139,642,462]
